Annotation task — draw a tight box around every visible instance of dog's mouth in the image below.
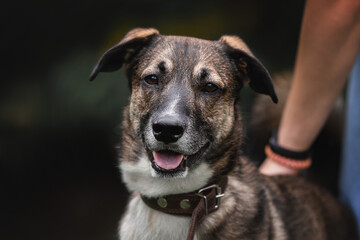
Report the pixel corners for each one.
[145,148,187,174]
[151,150,187,173]
[146,143,209,175]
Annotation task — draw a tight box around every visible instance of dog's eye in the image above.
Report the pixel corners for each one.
[143,75,159,85]
[202,83,219,93]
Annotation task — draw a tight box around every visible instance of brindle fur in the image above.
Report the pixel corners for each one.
[90,28,357,240]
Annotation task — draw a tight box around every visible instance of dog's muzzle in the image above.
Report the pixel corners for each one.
[148,115,188,172]
[144,111,208,176]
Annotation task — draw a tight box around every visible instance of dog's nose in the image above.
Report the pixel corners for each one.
[152,116,185,144]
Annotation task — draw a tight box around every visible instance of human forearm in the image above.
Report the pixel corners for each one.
[261,0,360,175]
[278,0,360,151]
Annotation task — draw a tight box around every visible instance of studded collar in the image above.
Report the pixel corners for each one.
[140,176,228,240]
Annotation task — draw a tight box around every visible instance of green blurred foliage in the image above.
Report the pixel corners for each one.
[49,50,129,126]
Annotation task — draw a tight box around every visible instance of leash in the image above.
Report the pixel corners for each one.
[141,176,228,240]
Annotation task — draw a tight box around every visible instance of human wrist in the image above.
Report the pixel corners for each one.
[277,127,313,152]
[270,130,312,160]
[261,130,312,175]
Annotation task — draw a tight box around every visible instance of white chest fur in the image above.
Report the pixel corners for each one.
[119,195,198,240]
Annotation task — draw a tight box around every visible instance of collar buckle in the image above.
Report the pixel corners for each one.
[196,184,224,215]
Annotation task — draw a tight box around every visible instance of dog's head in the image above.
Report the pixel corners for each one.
[90,28,277,197]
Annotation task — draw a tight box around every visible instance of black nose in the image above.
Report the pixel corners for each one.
[152,116,185,144]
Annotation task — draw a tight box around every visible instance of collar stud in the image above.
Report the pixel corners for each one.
[157,197,168,208]
[180,199,191,209]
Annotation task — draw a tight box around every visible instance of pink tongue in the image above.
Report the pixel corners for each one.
[153,151,184,170]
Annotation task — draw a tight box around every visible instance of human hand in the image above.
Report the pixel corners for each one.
[259,157,299,176]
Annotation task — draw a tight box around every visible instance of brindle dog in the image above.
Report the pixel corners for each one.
[90,28,357,240]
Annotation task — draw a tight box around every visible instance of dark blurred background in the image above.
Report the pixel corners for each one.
[0,1,305,239]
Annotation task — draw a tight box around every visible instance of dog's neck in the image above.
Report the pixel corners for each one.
[140,176,228,240]
[140,176,228,215]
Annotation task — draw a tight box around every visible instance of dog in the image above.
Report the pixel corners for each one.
[90,28,357,240]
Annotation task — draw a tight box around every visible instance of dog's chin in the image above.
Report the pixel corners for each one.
[145,143,209,179]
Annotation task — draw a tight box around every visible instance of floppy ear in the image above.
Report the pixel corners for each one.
[220,35,278,103]
[89,28,160,81]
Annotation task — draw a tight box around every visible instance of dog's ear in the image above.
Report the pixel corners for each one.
[89,28,160,81]
[220,35,278,103]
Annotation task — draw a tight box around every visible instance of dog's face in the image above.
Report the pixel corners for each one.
[129,35,244,178]
[90,28,277,196]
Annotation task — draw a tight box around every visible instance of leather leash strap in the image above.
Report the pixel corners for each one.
[141,176,228,240]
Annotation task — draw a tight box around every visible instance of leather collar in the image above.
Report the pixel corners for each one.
[141,176,228,240]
